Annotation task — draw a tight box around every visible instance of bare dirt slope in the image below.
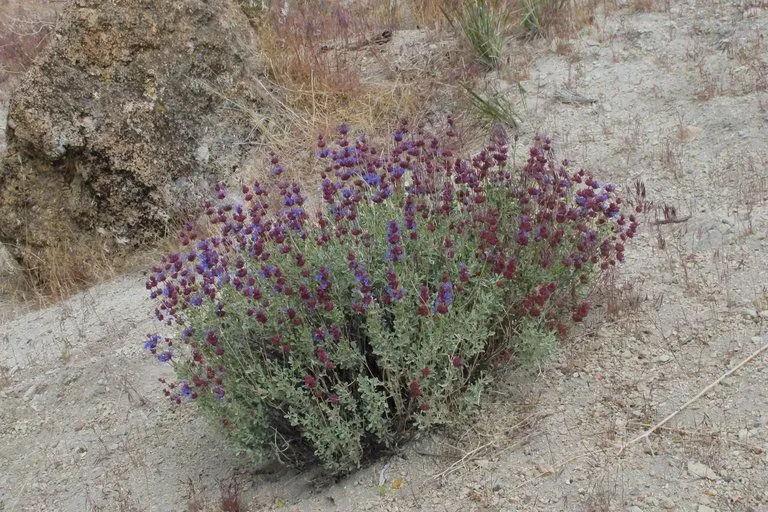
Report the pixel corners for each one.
[2,1,768,511]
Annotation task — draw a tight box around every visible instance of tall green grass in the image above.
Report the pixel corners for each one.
[442,1,510,69]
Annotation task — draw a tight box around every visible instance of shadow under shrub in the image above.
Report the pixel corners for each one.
[144,119,638,474]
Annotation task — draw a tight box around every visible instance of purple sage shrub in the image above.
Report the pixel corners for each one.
[144,118,638,474]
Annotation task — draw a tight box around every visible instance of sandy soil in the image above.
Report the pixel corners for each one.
[2,1,768,511]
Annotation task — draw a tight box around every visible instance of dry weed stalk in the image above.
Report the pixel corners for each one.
[432,411,544,479]
[618,340,768,455]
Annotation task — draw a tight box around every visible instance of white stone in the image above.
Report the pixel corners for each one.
[687,461,719,480]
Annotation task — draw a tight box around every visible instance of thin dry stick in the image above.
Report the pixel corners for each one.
[429,410,546,479]
[650,214,692,226]
[433,438,497,480]
[618,340,768,455]
[513,452,586,490]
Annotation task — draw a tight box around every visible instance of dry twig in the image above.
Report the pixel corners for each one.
[618,340,768,455]
[513,453,586,490]
[431,412,544,480]
[650,214,692,226]
[432,438,497,480]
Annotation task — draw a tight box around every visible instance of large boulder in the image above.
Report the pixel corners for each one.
[0,0,275,264]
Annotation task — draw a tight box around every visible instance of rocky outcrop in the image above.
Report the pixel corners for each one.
[0,0,275,264]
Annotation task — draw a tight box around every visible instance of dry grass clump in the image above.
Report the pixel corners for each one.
[518,0,608,40]
[253,0,437,141]
[629,0,656,12]
[1,240,118,305]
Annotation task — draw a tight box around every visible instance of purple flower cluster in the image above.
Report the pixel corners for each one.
[433,277,453,314]
[383,267,406,304]
[386,220,404,262]
[143,333,173,363]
